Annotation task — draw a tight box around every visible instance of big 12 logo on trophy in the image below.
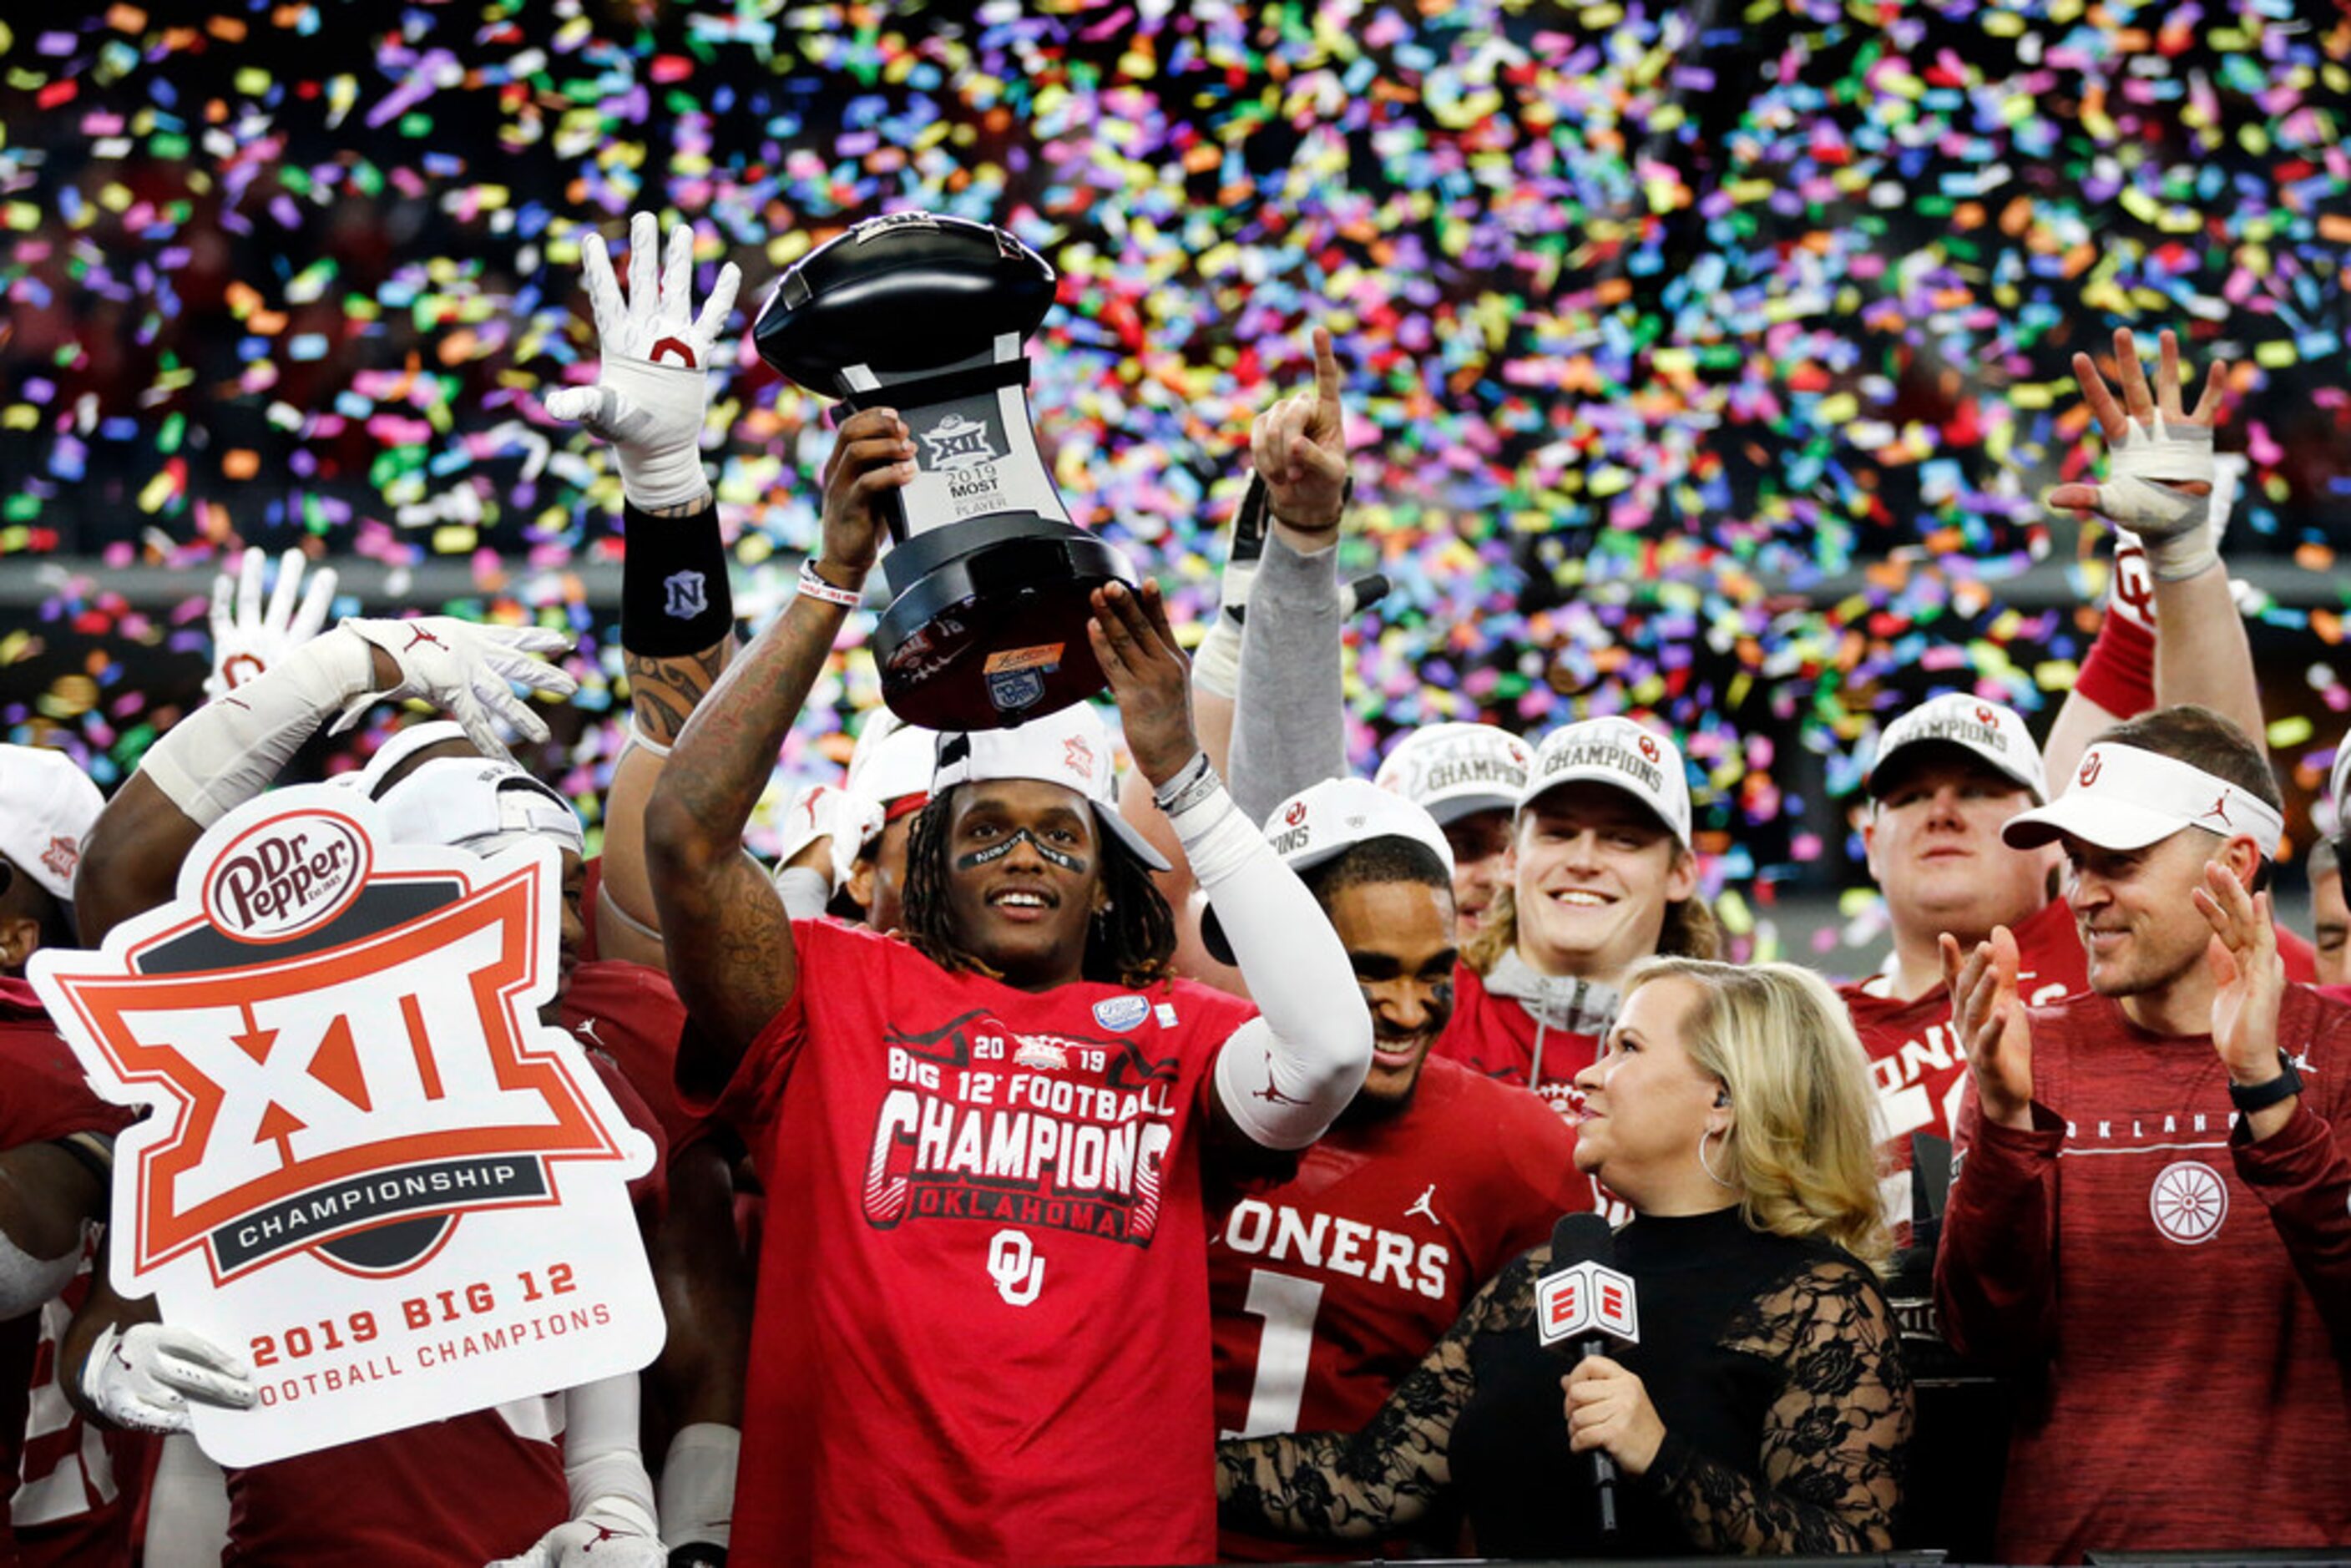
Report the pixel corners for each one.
[31,786,661,1466]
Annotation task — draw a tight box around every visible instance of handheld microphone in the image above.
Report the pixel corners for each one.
[1535,1211,1640,1538]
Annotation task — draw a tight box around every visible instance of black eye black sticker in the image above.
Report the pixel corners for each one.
[955,827,1088,876]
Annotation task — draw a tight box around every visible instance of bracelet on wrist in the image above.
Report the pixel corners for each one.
[796,559,864,609]
[1153,752,1223,819]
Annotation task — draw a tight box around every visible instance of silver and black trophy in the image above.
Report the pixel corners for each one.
[753,212,1141,728]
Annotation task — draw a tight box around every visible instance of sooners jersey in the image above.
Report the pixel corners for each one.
[1431,964,1599,1122]
[1209,1059,1592,1560]
[686,919,1257,1568]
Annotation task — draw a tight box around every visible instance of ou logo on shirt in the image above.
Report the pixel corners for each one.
[988,1229,1045,1306]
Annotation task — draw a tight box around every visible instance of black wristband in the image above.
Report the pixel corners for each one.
[620,500,736,657]
[2228,1050,2303,1115]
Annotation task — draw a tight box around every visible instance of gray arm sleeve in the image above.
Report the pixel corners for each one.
[1228,488,1349,827]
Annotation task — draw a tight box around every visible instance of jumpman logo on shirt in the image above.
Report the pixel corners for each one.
[1404,1184,1439,1225]
[574,1017,607,1050]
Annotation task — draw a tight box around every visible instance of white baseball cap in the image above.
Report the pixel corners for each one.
[1867,694,2048,804]
[846,716,939,848]
[1202,776,1456,964]
[0,744,102,903]
[1518,717,1693,850]
[1373,723,1532,825]
[2002,741,2285,858]
[929,704,1170,873]
[339,721,585,859]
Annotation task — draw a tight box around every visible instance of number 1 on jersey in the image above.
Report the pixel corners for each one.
[1224,1269,1323,1439]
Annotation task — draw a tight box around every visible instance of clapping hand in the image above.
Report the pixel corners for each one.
[1941,924,2036,1131]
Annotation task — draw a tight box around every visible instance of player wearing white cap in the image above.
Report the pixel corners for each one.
[644,402,1371,1562]
[1847,329,2306,1186]
[1200,777,1590,1560]
[1373,723,1532,947]
[1935,703,2351,1561]
[0,746,144,1567]
[1438,716,1715,1121]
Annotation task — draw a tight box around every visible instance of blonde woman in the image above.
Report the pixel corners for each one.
[1218,959,1913,1557]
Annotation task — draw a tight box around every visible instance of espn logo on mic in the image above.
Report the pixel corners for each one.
[1535,1260,1640,1348]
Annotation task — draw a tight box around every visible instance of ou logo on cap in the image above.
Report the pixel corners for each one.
[1637,736,1660,762]
[1975,705,1997,727]
[1285,800,1308,827]
[2079,753,2103,787]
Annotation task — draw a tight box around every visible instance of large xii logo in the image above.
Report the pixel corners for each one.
[38,799,628,1287]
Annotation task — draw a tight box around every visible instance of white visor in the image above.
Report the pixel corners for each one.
[2001,742,2284,858]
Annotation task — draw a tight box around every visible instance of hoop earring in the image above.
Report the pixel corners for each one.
[1697,1126,1736,1190]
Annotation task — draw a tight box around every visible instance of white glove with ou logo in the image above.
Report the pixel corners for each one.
[81,1322,256,1434]
[544,210,741,512]
[483,1500,665,1568]
[205,546,341,699]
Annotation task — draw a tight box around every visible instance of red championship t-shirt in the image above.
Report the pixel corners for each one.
[1209,1057,1593,1560]
[0,977,135,1566]
[1430,964,1598,1122]
[1936,986,2351,1562]
[685,918,1257,1568]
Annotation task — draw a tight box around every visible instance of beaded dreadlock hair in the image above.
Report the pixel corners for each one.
[899,787,1180,989]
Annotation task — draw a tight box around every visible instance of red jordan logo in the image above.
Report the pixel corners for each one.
[2202,792,2233,828]
[402,626,446,654]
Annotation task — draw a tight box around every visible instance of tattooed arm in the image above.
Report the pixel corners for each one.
[598,491,739,968]
[1217,1250,1537,1541]
[1653,1259,1914,1553]
[645,407,915,1096]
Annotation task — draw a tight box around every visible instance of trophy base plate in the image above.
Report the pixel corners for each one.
[874,514,1139,730]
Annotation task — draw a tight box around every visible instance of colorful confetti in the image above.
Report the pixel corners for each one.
[3,1,2349,959]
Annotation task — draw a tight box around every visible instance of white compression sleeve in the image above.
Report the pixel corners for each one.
[0,1229,80,1320]
[658,1421,738,1550]
[1173,781,1371,1148]
[560,1373,660,1535]
[139,628,377,827]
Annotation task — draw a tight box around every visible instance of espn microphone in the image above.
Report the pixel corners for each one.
[1535,1211,1641,1539]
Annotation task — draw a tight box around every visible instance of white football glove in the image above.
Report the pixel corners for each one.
[2109,453,2251,631]
[336,617,579,756]
[205,546,340,698]
[485,1501,665,1568]
[2071,413,2217,581]
[82,1322,255,1435]
[544,211,741,511]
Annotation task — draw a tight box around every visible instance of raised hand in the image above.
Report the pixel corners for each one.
[815,406,918,580]
[1563,1355,1666,1476]
[1087,579,1196,787]
[336,617,579,756]
[2196,857,2286,1089]
[2049,327,2226,581]
[1249,326,1350,535]
[1941,925,2036,1131]
[545,211,741,511]
[205,546,339,698]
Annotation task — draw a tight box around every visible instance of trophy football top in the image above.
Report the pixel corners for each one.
[753,212,1059,391]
